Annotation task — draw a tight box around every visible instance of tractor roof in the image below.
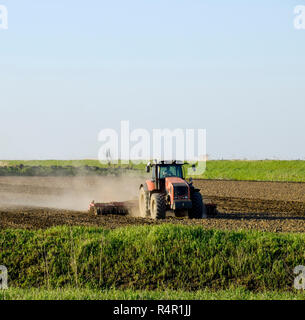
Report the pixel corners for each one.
[148,160,184,166]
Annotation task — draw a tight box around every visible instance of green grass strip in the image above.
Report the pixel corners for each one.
[1,287,305,300]
[1,225,305,292]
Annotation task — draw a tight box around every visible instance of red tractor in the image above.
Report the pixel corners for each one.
[138,160,217,219]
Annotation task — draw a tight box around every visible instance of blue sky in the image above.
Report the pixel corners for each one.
[0,0,304,159]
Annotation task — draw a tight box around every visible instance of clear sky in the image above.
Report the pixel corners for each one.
[0,0,304,160]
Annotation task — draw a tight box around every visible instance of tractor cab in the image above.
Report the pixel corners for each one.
[146,160,185,192]
[156,164,184,179]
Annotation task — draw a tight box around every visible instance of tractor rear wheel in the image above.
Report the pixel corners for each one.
[139,187,150,217]
[188,192,207,219]
[150,193,166,219]
[90,207,98,215]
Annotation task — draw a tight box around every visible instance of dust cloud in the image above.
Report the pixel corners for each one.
[0,175,145,211]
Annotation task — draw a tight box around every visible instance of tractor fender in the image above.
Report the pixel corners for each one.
[145,180,156,192]
[140,180,156,192]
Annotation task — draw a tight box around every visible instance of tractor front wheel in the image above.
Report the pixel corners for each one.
[188,192,207,219]
[150,193,166,219]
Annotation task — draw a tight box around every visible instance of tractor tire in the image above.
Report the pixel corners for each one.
[89,207,97,215]
[139,187,150,217]
[150,193,166,219]
[188,192,207,219]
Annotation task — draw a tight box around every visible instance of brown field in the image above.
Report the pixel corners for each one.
[0,176,305,232]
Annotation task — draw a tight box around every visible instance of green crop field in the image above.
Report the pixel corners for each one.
[197,160,305,182]
[1,160,305,182]
[1,224,305,300]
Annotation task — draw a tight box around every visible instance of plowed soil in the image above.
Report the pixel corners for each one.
[0,177,305,232]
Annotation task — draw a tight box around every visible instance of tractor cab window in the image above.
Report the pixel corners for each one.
[152,168,156,180]
[159,165,183,179]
